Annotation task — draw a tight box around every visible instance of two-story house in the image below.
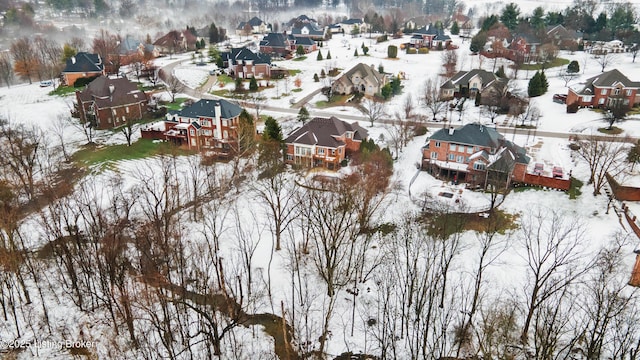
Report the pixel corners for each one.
[440,69,503,99]
[153,29,198,54]
[62,52,105,86]
[259,33,292,57]
[340,18,369,35]
[567,69,640,110]
[236,16,272,35]
[74,76,148,129]
[410,24,452,49]
[422,123,530,189]
[226,47,272,79]
[141,99,244,155]
[285,117,368,170]
[291,23,327,41]
[332,63,387,97]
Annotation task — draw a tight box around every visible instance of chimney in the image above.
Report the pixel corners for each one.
[71,56,76,64]
[449,126,454,135]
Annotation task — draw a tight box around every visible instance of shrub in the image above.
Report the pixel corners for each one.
[340,159,348,167]
[378,64,384,74]
[418,48,429,54]
[313,73,319,82]
[249,76,258,91]
[388,45,398,58]
[567,60,580,73]
[566,102,579,113]
[317,51,323,60]
[376,34,388,43]
[406,48,417,54]
[413,125,428,136]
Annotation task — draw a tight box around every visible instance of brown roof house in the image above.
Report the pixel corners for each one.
[285,117,368,170]
[332,63,387,97]
[153,29,198,55]
[567,69,640,110]
[62,52,105,86]
[74,76,148,130]
[440,69,504,99]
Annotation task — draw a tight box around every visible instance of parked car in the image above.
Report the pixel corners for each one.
[533,163,544,175]
[39,80,53,87]
[552,166,564,178]
[553,94,567,104]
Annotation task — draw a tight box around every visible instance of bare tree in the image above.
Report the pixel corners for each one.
[558,69,579,87]
[0,118,43,200]
[441,49,458,78]
[422,77,448,121]
[33,36,63,85]
[359,97,387,127]
[595,52,618,72]
[518,207,587,345]
[119,116,138,146]
[162,70,185,102]
[92,29,121,74]
[0,51,14,88]
[574,134,629,195]
[514,101,540,127]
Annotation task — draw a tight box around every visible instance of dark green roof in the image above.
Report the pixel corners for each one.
[429,123,502,148]
[176,99,242,120]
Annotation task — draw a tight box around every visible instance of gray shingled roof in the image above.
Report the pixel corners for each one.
[285,117,368,148]
[573,69,640,95]
[429,123,502,148]
[260,33,288,48]
[77,76,146,109]
[342,18,363,25]
[449,69,499,87]
[232,47,271,64]
[176,99,242,120]
[338,63,386,88]
[63,52,103,73]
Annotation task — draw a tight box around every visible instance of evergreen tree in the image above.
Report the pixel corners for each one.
[391,77,401,95]
[381,83,392,99]
[317,50,323,60]
[475,92,482,106]
[209,22,219,43]
[354,48,359,56]
[495,65,506,78]
[362,46,369,55]
[567,60,580,73]
[263,117,283,142]
[388,45,398,58]
[470,31,487,53]
[313,73,319,82]
[249,76,258,91]
[500,3,521,31]
[326,50,331,59]
[540,71,549,93]
[297,106,310,124]
[451,21,460,35]
[320,69,326,78]
[235,77,244,92]
[528,71,543,97]
[296,45,305,57]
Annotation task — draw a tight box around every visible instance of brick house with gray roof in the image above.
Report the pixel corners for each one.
[285,117,368,169]
[422,123,530,189]
[74,76,148,130]
[567,69,640,110]
[62,52,105,86]
[259,33,292,57]
[226,47,272,79]
[441,69,503,99]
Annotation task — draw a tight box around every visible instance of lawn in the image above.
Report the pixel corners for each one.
[163,98,189,111]
[49,86,77,96]
[216,74,234,85]
[521,58,570,70]
[292,56,307,61]
[72,139,191,166]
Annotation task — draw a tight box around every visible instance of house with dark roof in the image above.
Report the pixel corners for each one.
[284,15,317,29]
[236,16,272,35]
[546,25,581,50]
[62,52,105,86]
[119,35,158,65]
[411,24,451,49]
[288,35,317,53]
[153,30,198,55]
[340,18,369,35]
[74,76,148,129]
[259,33,292,57]
[567,69,640,110]
[285,117,368,169]
[440,69,503,99]
[332,63,387,97]
[291,23,327,40]
[225,47,272,79]
[421,123,530,189]
[141,99,244,154]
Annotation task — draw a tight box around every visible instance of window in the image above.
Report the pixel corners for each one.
[465,157,469,163]
[222,120,228,127]
[190,129,195,136]
[345,132,352,139]
[466,146,473,154]
[457,155,463,163]
[223,130,228,138]
[473,162,486,170]
[601,88,607,95]
[202,129,213,136]
[582,95,592,102]
[599,98,605,105]
[112,109,117,115]
[448,153,455,161]
[613,88,620,95]
[331,149,335,155]
[125,106,130,114]
[624,99,630,105]
[431,151,438,159]
[295,147,311,155]
[286,154,293,161]
[318,148,325,154]
[435,141,441,148]
[450,143,456,151]
[201,120,211,127]
[627,89,633,96]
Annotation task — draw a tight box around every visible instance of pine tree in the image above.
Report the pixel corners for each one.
[567,60,580,73]
[326,50,331,59]
[313,73,319,82]
[451,21,460,35]
[495,65,506,78]
[540,71,549,93]
[354,48,359,56]
[317,50,323,60]
[249,76,258,91]
[263,117,283,142]
[528,71,542,97]
[297,106,310,124]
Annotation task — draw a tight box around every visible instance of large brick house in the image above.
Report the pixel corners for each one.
[567,69,640,110]
[141,99,244,155]
[226,47,272,79]
[236,16,272,35]
[440,69,503,99]
[153,29,197,54]
[332,63,387,97]
[410,24,452,49]
[62,52,105,86]
[285,117,368,169]
[259,33,292,57]
[74,76,148,130]
[422,123,530,189]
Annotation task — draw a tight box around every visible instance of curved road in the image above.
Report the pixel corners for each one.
[159,60,640,143]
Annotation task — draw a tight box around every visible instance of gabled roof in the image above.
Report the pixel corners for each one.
[447,69,500,87]
[120,35,142,54]
[413,24,440,36]
[77,76,146,108]
[175,99,242,120]
[292,36,315,46]
[232,47,271,64]
[285,117,368,148]
[429,123,502,148]
[291,23,325,36]
[63,52,103,73]
[248,16,265,26]
[573,69,640,95]
[153,29,197,47]
[337,63,386,88]
[259,33,289,48]
[342,18,364,25]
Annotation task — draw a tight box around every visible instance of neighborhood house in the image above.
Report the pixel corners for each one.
[567,69,640,110]
[62,52,105,86]
[332,63,387,97]
[285,117,368,169]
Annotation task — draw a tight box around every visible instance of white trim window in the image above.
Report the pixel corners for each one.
[456,155,464,163]
[318,148,325,155]
[601,88,607,95]
[435,141,441,148]
[473,162,486,170]
[448,153,455,161]
[431,151,438,159]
